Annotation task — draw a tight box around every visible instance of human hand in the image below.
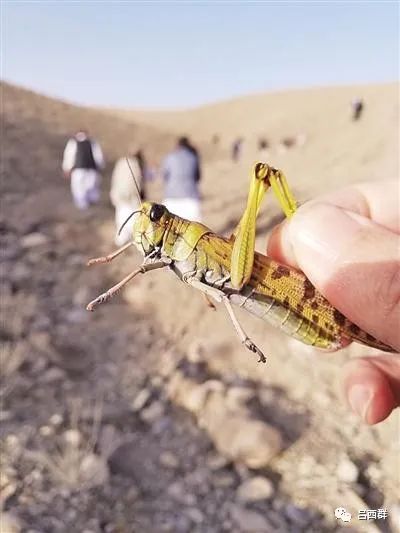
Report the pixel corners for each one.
[267,180,400,424]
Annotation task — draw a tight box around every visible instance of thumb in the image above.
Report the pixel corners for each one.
[283,203,400,350]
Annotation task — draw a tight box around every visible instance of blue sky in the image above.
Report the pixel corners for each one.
[2,1,399,109]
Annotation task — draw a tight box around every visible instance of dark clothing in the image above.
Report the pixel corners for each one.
[162,146,201,199]
[73,138,97,170]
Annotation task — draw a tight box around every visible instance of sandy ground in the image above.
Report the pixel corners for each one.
[1,81,399,533]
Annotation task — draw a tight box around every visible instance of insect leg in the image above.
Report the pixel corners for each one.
[223,298,267,363]
[86,260,167,311]
[187,279,266,363]
[87,242,133,266]
[268,168,297,219]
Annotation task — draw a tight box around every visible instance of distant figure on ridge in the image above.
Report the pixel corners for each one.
[161,136,201,222]
[62,130,105,210]
[351,98,364,121]
[110,146,147,246]
[258,138,270,160]
[231,137,243,162]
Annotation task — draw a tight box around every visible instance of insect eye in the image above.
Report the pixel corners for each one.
[149,204,165,222]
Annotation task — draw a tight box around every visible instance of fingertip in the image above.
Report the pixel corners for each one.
[267,220,299,268]
[343,359,396,425]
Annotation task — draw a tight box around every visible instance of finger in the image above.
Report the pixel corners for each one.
[268,179,399,268]
[311,180,399,233]
[269,202,400,349]
[343,355,400,424]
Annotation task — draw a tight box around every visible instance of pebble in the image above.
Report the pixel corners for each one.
[140,401,165,423]
[63,429,82,448]
[0,410,12,422]
[0,472,17,504]
[80,453,110,489]
[0,512,23,533]
[285,503,312,527]
[42,367,66,383]
[225,386,254,410]
[390,503,400,533]
[230,505,274,532]
[49,413,63,426]
[184,507,204,524]
[21,232,49,248]
[39,425,54,436]
[65,308,88,324]
[202,395,283,468]
[159,450,179,469]
[236,476,275,502]
[167,482,196,506]
[212,472,236,488]
[131,388,151,412]
[206,452,230,471]
[337,456,358,483]
[186,340,205,363]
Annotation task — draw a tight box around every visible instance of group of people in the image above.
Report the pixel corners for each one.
[62,131,202,245]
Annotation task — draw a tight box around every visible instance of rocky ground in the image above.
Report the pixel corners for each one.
[1,82,399,533]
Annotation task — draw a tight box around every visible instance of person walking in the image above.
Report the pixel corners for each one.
[231,137,243,162]
[62,130,105,209]
[110,146,147,246]
[351,98,364,121]
[161,136,201,221]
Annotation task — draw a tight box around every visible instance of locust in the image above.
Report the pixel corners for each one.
[86,162,395,362]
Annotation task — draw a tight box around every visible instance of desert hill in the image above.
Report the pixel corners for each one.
[111,82,398,185]
[1,80,399,532]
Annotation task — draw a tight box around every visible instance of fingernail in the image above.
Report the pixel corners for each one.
[288,203,368,286]
[348,384,373,421]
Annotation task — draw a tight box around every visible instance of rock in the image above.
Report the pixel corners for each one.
[184,507,204,525]
[0,410,12,422]
[337,456,358,483]
[0,512,23,533]
[167,372,209,414]
[237,476,275,502]
[390,502,400,533]
[201,391,282,468]
[0,471,17,506]
[186,340,205,363]
[225,386,254,410]
[159,451,179,469]
[29,332,52,352]
[167,482,196,506]
[49,413,63,426]
[158,350,178,377]
[21,232,49,248]
[31,315,52,332]
[212,472,236,488]
[63,429,82,448]
[73,287,92,306]
[65,308,88,324]
[39,425,54,436]
[285,503,312,527]
[42,367,66,383]
[206,452,230,471]
[140,401,165,423]
[131,388,151,412]
[11,263,31,283]
[230,505,274,532]
[79,453,109,488]
[98,424,123,460]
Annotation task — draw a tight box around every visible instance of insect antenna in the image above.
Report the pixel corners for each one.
[118,210,141,236]
[126,156,142,205]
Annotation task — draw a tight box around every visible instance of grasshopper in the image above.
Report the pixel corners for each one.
[86,162,395,362]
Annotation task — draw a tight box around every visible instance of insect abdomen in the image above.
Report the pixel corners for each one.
[229,289,342,350]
